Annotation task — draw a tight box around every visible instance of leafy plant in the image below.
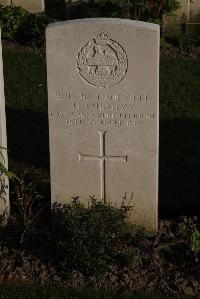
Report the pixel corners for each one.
[0,146,18,226]
[76,0,180,22]
[0,5,55,46]
[182,216,200,263]
[52,196,134,276]
[0,5,28,40]
[17,13,55,46]
[11,167,46,245]
[0,146,17,180]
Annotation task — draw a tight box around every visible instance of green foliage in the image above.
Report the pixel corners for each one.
[17,13,55,46]
[182,216,200,263]
[190,227,200,253]
[77,0,180,22]
[3,48,47,113]
[0,146,18,226]
[0,5,54,46]
[10,166,47,245]
[0,146,18,180]
[52,197,133,275]
[0,162,17,180]
[163,0,181,15]
[0,6,28,40]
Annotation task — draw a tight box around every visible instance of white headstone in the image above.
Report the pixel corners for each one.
[47,19,159,233]
[0,29,9,224]
[12,0,45,13]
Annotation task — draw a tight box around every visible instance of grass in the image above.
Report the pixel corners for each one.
[160,57,200,119]
[3,48,47,112]
[3,48,49,169]
[2,47,200,218]
[159,57,200,218]
[0,285,194,299]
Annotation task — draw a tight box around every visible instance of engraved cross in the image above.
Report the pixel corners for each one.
[79,131,127,201]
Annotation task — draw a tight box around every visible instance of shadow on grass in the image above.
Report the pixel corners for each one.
[6,107,50,171]
[6,107,200,218]
[159,119,200,218]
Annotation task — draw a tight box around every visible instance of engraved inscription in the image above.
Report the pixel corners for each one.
[51,91,154,128]
[56,92,148,102]
[50,110,155,127]
[76,32,128,88]
[79,131,127,200]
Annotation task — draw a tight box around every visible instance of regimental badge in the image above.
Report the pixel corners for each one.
[76,32,128,88]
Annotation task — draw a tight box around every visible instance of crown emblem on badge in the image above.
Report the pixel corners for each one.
[76,32,128,88]
[94,32,109,45]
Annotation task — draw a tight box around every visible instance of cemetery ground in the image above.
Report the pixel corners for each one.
[0,286,197,299]
[0,285,197,299]
[0,45,199,298]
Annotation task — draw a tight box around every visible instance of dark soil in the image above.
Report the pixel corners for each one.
[0,220,199,297]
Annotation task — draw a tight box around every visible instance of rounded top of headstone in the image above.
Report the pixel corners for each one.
[47,18,160,33]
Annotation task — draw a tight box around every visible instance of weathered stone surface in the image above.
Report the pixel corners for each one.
[12,0,45,13]
[0,29,9,224]
[47,18,159,233]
